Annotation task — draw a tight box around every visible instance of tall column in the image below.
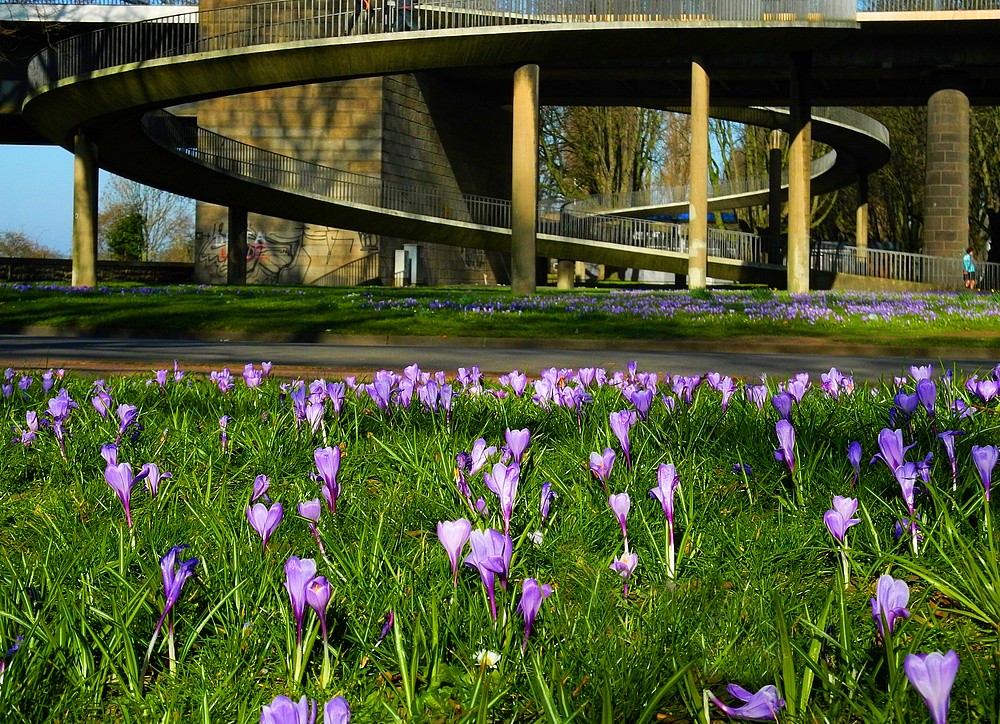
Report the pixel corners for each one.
[923,89,970,260]
[511,64,539,295]
[557,259,575,289]
[227,206,248,285]
[768,129,783,263]
[72,130,99,288]
[688,57,709,289]
[787,51,812,293]
[855,173,869,258]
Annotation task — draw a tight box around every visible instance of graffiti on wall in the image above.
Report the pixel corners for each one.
[196,223,309,284]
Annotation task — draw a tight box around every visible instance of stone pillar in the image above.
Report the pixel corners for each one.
[768,129,783,262]
[923,89,970,260]
[227,206,248,285]
[855,173,869,258]
[688,57,709,289]
[511,64,539,295]
[787,52,812,293]
[72,130,99,288]
[557,259,575,289]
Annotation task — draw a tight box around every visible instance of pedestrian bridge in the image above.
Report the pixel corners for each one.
[13,0,998,289]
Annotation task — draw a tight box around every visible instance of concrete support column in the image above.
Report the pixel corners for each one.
[855,173,869,258]
[787,51,812,293]
[687,57,709,289]
[556,259,575,289]
[511,64,539,295]
[768,129,783,261]
[227,206,248,285]
[923,89,970,260]
[72,130,99,288]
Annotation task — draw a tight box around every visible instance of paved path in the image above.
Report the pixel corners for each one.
[0,334,996,381]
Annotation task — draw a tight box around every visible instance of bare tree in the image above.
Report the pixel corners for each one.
[99,176,194,262]
[0,230,59,258]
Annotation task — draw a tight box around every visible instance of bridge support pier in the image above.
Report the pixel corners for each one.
[557,259,575,289]
[923,88,969,261]
[72,130,99,288]
[227,206,248,285]
[787,52,812,293]
[768,129,783,263]
[511,64,539,295]
[856,173,869,258]
[687,56,709,289]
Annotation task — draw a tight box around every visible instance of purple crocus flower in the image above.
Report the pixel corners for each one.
[437,518,472,585]
[141,463,171,499]
[871,428,915,473]
[484,462,520,534]
[260,695,316,724]
[505,428,530,465]
[115,403,139,442]
[376,610,394,647]
[469,438,497,476]
[771,392,793,422]
[219,415,231,451]
[609,551,637,597]
[306,576,332,644]
[13,411,39,446]
[624,387,653,421]
[608,493,631,546]
[870,574,911,638]
[746,384,769,410]
[708,684,785,721]
[590,448,615,492]
[517,578,553,649]
[773,420,795,474]
[824,496,860,544]
[609,410,637,468]
[92,390,112,418]
[284,556,318,645]
[847,441,862,486]
[916,379,937,417]
[475,497,489,517]
[540,481,556,522]
[937,431,964,489]
[105,462,148,529]
[305,402,325,437]
[247,502,283,552]
[101,442,118,467]
[252,474,271,503]
[650,463,680,578]
[894,461,919,517]
[904,650,959,724]
[972,444,999,501]
[142,544,198,677]
[298,498,325,556]
[323,697,351,724]
[314,446,342,513]
[464,529,511,620]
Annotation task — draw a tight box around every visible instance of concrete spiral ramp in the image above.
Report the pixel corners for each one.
[21,0,889,281]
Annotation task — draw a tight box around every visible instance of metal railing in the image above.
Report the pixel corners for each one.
[27,0,855,88]
[2,0,196,4]
[859,0,1000,10]
[812,245,1000,288]
[319,252,381,285]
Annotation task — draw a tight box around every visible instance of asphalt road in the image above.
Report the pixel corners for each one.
[0,334,996,381]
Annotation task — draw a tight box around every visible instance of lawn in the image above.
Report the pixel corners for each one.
[0,359,996,722]
[1,283,1000,349]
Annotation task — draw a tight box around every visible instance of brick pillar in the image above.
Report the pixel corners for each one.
[72,130,99,288]
[923,89,970,260]
[688,57,709,289]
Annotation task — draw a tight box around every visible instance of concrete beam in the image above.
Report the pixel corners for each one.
[688,57,709,289]
[72,130,98,288]
[787,51,812,293]
[511,64,539,295]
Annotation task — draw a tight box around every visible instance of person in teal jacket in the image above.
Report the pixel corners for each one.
[963,246,977,290]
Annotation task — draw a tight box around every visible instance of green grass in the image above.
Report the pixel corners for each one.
[0,362,998,721]
[2,283,1000,349]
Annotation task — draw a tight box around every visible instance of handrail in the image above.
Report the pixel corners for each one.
[812,245,1000,288]
[319,252,381,285]
[26,0,855,88]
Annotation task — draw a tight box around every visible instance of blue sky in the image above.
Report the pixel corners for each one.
[0,145,113,257]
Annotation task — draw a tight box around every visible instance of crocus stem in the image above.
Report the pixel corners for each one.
[839,548,850,590]
[320,630,331,688]
[910,525,919,557]
[167,616,176,673]
[667,523,676,580]
[309,523,326,558]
